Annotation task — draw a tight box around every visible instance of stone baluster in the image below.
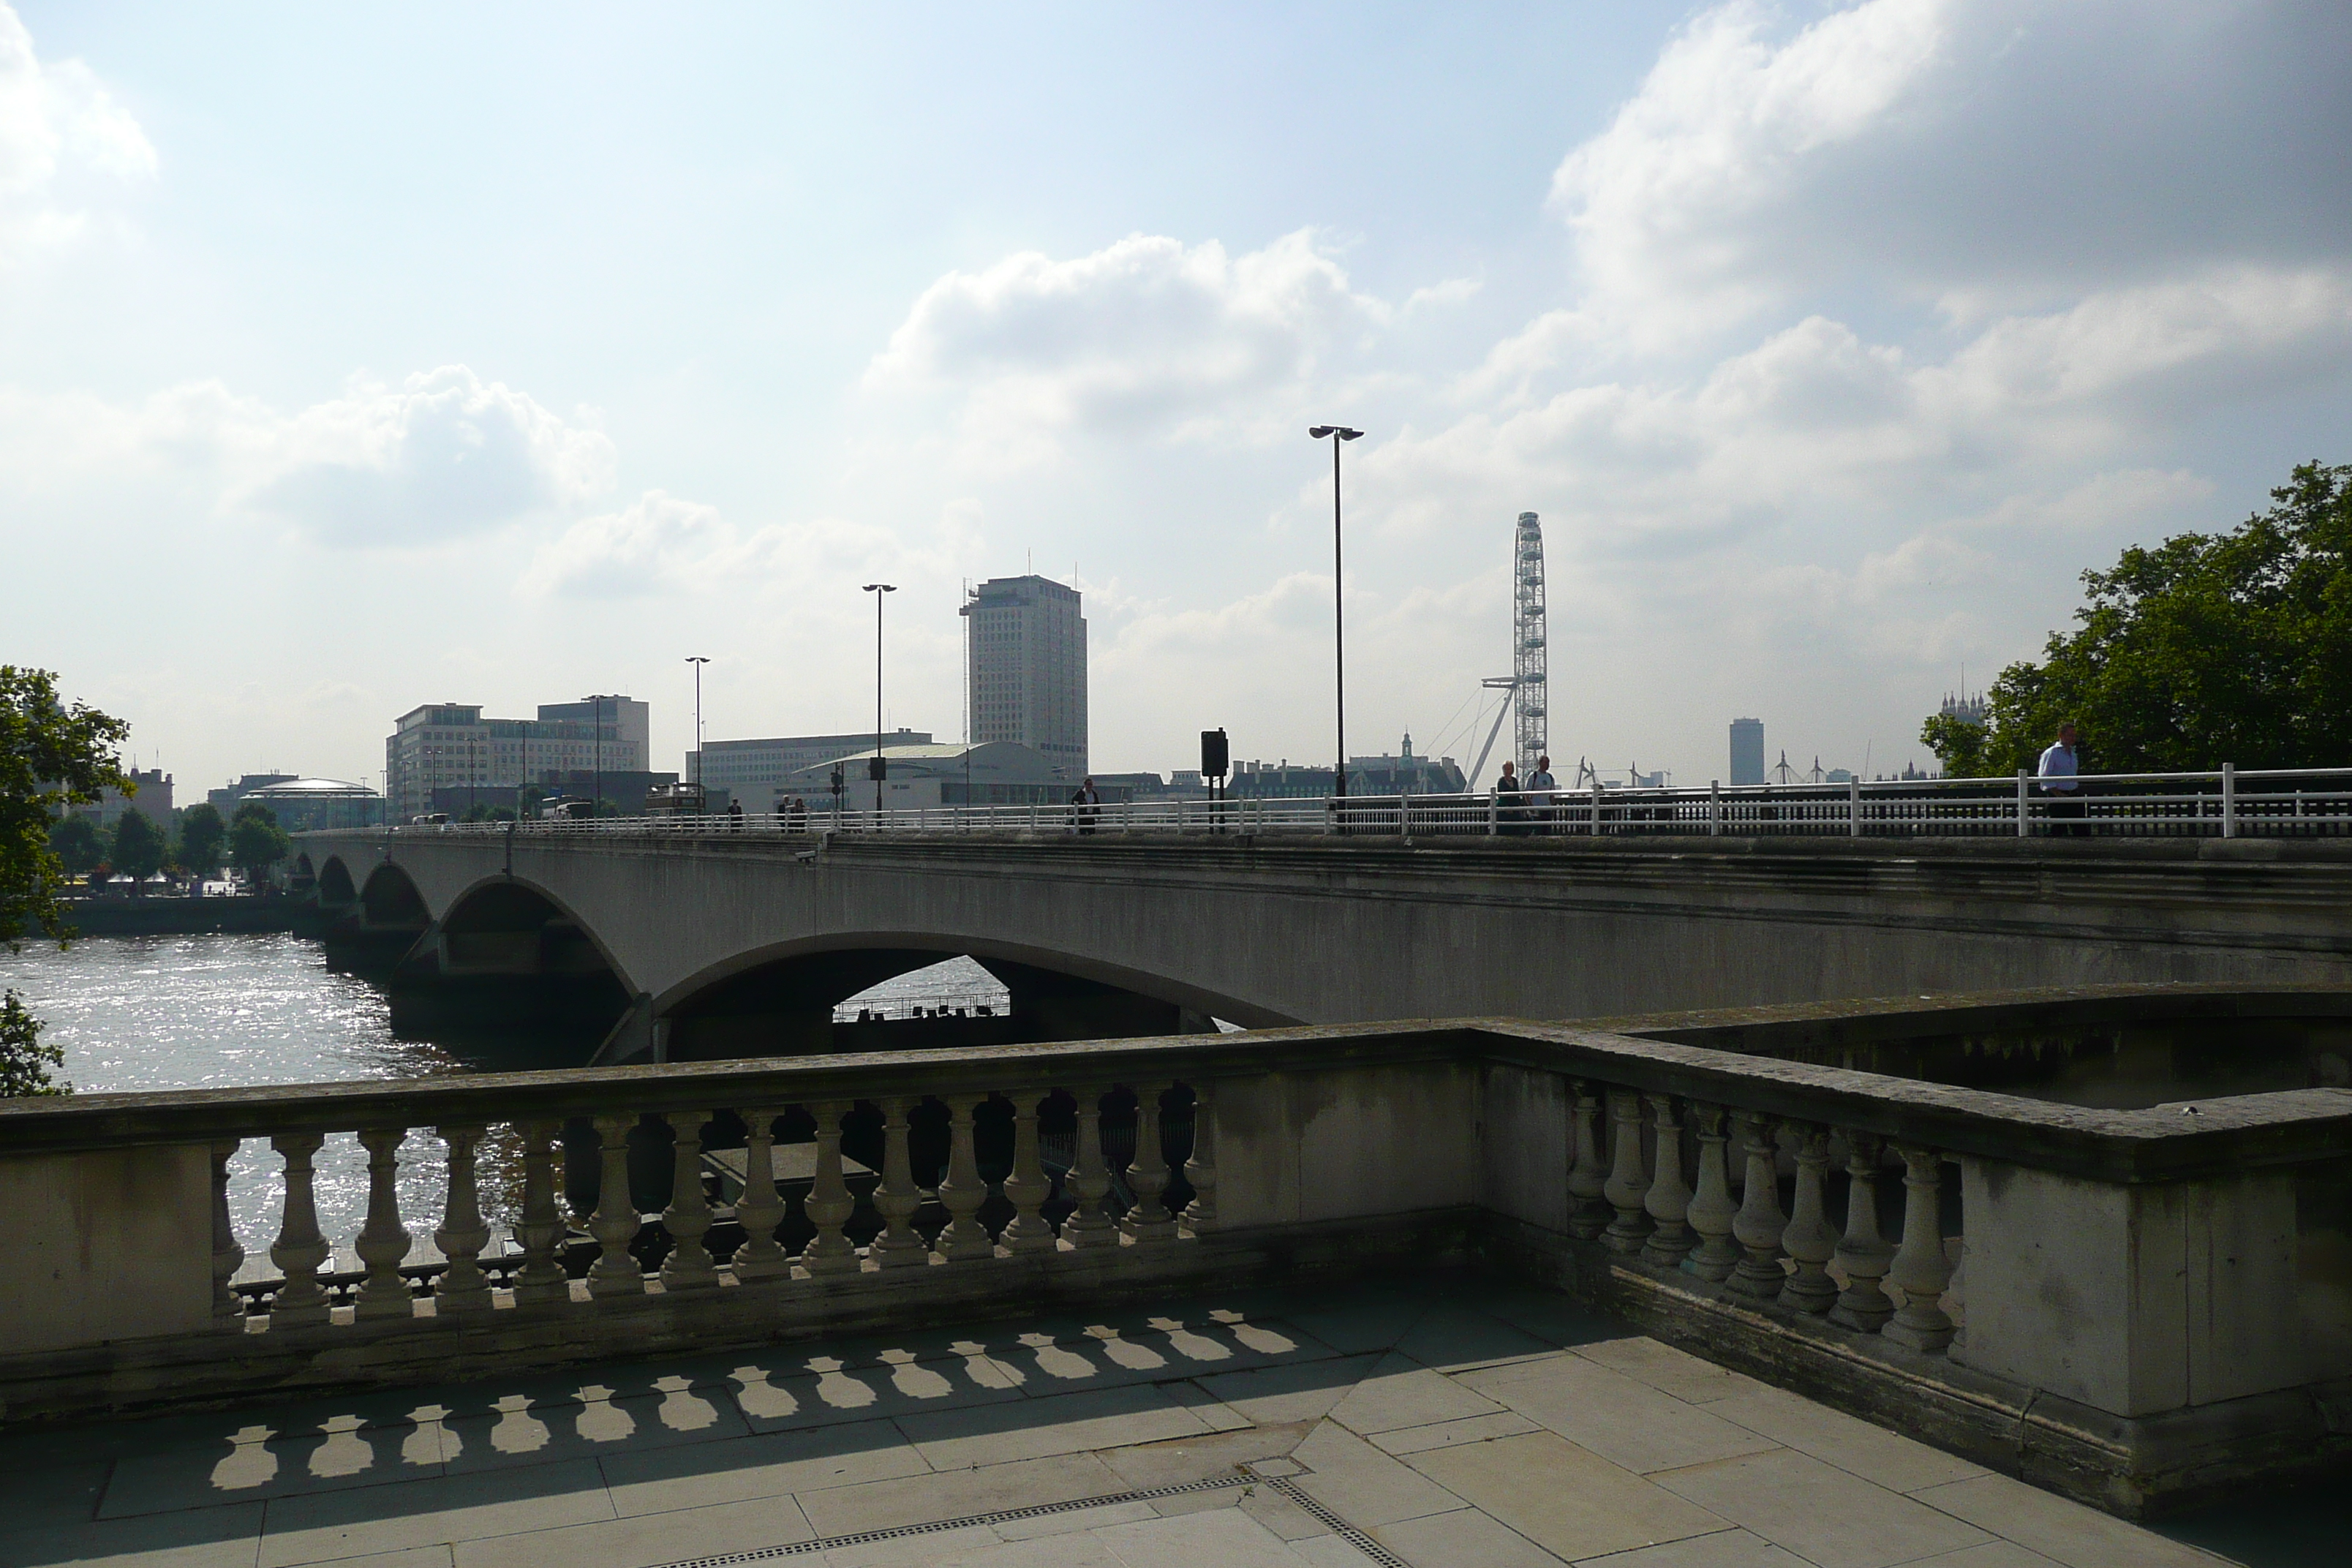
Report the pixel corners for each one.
[1682,1104,1742,1282]
[867,1097,929,1268]
[1829,1131,1895,1332]
[1062,1085,1120,1248]
[1776,1123,1838,1314]
[1640,1094,1695,1266]
[587,1113,645,1298]
[998,1093,1058,1254]
[210,1137,245,1325]
[1602,1090,1652,1251]
[268,1131,332,1325]
[1727,1112,1788,1299]
[1566,1082,1610,1240]
[1181,1081,1218,1232]
[1122,1083,1177,1244]
[353,1127,414,1319]
[1882,1145,1956,1351]
[510,1120,569,1305]
[432,1124,494,1312]
[933,1093,995,1260]
[799,1101,862,1274]
[659,1112,720,1290]
[728,1108,790,1283]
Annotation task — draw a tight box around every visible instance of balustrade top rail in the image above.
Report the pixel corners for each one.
[7,1003,2345,1183]
[348,764,2352,843]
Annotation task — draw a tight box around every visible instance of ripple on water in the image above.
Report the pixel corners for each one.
[3,933,498,1268]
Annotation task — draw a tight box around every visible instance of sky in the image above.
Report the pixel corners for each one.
[4,1,2348,795]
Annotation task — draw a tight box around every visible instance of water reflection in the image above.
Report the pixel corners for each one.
[2,940,1014,1270]
[2,934,524,1267]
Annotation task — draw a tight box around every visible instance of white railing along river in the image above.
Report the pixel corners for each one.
[382,765,2352,842]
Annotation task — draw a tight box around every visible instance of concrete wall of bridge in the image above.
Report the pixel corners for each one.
[298,830,2352,1047]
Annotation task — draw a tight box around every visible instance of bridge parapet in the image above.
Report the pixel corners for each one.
[3,989,2347,1517]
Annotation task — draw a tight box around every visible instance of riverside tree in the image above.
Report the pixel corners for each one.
[1,666,128,1096]
[230,800,289,888]
[1921,460,2352,776]
[177,801,227,876]
[111,807,168,886]
[48,813,104,878]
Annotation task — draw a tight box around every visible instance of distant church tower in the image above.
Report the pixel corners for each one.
[1513,512,1548,773]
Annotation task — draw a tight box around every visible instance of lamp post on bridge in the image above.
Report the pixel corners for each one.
[863,584,897,818]
[685,656,709,812]
[1308,425,1364,804]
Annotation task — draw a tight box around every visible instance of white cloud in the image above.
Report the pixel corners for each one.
[0,2,155,265]
[866,230,1387,467]
[0,365,617,548]
[244,367,614,545]
[1551,0,1950,343]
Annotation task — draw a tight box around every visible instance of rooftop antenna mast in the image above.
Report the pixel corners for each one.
[1513,512,1548,775]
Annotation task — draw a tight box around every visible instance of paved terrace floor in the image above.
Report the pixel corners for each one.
[0,1277,2329,1568]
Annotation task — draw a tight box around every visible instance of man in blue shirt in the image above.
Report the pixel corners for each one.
[2038,723,2084,835]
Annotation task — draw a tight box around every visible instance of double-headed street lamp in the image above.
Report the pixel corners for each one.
[1309,425,1363,800]
[863,584,897,815]
[685,656,710,808]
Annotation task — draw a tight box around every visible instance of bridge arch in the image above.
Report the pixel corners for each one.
[388,873,636,1055]
[361,862,430,927]
[653,930,1294,1061]
[317,856,358,907]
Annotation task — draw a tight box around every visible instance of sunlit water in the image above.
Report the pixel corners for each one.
[1,937,1009,1270]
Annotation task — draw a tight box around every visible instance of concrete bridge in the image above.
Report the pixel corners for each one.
[295,825,2352,1063]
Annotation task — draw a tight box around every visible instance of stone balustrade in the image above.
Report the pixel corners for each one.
[3,997,2348,1517]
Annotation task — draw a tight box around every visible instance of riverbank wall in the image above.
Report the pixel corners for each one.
[59,898,295,938]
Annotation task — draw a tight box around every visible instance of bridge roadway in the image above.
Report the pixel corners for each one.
[295,825,2352,1061]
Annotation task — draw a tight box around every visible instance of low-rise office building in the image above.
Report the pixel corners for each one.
[780,742,1082,815]
[385,697,649,820]
[691,731,932,802]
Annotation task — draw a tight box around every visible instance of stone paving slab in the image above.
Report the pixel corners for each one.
[0,1279,2264,1568]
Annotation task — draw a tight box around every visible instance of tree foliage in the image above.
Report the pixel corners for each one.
[1922,461,2352,775]
[1,667,121,1096]
[111,807,168,884]
[48,813,105,878]
[0,990,68,1097]
[177,802,227,875]
[2,667,129,947]
[230,800,289,884]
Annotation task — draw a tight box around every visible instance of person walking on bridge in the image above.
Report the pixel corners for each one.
[2038,723,2085,836]
[1526,755,1558,836]
[1494,761,1526,836]
[1070,777,1101,835]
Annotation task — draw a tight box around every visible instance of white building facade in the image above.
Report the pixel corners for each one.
[961,575,1087,778]
[385,697,649,820]
[691,730,932,807]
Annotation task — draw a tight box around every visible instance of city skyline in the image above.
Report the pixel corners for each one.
[4,3,2347,793]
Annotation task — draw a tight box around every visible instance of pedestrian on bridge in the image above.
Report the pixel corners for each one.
[2038,723,2085,836]
[1495,761,1527,836]
[786,796,807,833]
[727,799,745,832]
[1071,777,1101,835]
[1527,755,1558,836]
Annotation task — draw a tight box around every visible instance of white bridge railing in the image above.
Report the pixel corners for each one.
[376,765,2352,842]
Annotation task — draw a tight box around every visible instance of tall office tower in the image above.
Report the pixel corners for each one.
[1513,512,1548,774]
[961,575,1088,776]
[1729,717,1765,785]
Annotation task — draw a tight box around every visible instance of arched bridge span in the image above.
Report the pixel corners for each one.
[299,827,2352,1063]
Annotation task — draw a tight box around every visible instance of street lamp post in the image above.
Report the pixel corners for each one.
[685,657,709,812]
[1308,426,1364,802]
[863,584,897,817]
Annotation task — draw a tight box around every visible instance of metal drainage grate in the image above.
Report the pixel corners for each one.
[1263,1475,1411,1568]
[653,1464,1399,1567]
